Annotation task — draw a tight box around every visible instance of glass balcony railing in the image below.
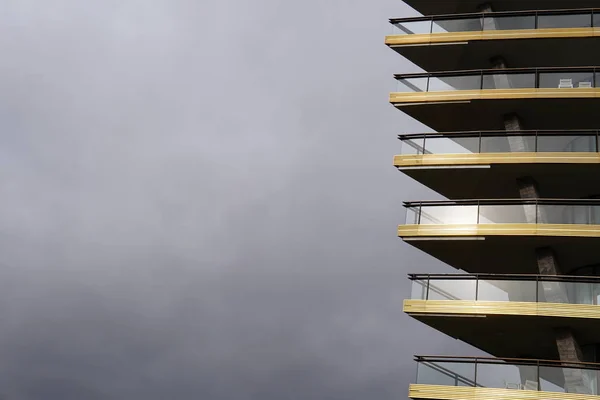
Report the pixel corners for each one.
[409,274,600,305]
[398,131,599,156]
[395,67,600,93]
[414,356,600,395]
[403,199,600,226]
[391,8,600,36]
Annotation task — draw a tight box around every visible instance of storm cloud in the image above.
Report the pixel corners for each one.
[0,1,477,398]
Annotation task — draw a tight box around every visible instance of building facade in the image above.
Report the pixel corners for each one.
[388,1,600,398]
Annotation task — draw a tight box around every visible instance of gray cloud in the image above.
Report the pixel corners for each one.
[0,1,479,398]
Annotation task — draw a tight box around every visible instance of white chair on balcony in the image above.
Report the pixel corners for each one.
[524,380,539,391]
[558,79,574,88]
[579,81,593,88]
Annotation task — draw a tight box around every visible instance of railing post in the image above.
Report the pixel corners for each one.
[534,11,539,29]
[478,131,482,154]
[475,276,479,301]
[422,136,427,156]
[474,359,478,387]
[418,204,422,225]
[536,275,539,302]
[535,130,538,152]
[537,360,540,391]
[477,201,480,225]
[426,276,430,300]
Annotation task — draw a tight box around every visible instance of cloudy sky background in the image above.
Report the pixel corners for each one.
[0,1,481,398]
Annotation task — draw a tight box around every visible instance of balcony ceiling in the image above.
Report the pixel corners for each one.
[390,37,600,72]
[394,98,600,132]
[403,1,600,16]
[399,163,600,199]
[408,311,600,362]
[402,235,600,275]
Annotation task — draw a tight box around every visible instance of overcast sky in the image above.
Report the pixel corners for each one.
[0,1,479,398]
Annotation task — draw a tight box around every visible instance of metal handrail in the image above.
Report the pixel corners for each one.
[398,130,600,140]
[394,66,600,80]
[390,7,598,32]
[408,273,600,283]
[390,7,600,24]
[415,355,600,370]
[403,199,600,207]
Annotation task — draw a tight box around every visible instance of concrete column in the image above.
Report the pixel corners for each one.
[555,328,593,394]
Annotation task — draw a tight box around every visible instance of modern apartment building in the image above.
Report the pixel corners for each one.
[388,1,600,398]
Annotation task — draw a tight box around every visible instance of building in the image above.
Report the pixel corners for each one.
[387,1,600,398]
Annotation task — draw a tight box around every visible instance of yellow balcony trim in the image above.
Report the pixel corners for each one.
[394,152,600,167]
[398,224,600,238]
[390,88,600,104]
[404,299,600,320]
[409,384,600,400]
[386,27,600,46]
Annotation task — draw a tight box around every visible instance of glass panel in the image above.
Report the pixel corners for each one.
[397,77,428,92]
[410,279,428,300]
[393,20,432,35]
[481,135,535,152]
[427,279,476,301]
[416,361,476,387]
[539,366,599,394]
[477,280,537,302]
[537,135,597,152]
[478,205,532,224]
[483,15,536,30]
[477,363,537,390]
[483,73,535,89]
[405,206,421,225]
[424,136,480,154]
[428,75,482,91]
[432,18,482,33]
[539,72,595,89]
[401,138,425,155]
[419,206,478,225]
[540,205,600,225]
[538,13,592,29]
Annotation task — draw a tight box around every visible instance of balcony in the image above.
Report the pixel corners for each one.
[405,274,600,359]
[403,1,600,16]
[395,131,600,199]
[410,356,600,400]
[391,67,600,131]
[398,199,600,274]
[387,9,600,71]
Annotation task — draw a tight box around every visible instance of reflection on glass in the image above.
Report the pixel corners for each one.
[422,136,479,154]
[401,138,425,155]
[540,205,600,225]
[405,206,421,225]
[537,135,597,152]
[482,73,535,89]
[478,205,531,224]
[483,15,535,30]
[393,20,432,35]
[539,72,594,89]
[417,362,476,386]
[477,280,536,302]
[480,135,535,152]
[419,205,478,225]
[397,78,428,92]
[539,366,598,394]
[411,279,428,300]
[537,13,592,29]
[428,75,482,91]
[477,363,537,390]
[427,279,476,301]
[432,18,482,33]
